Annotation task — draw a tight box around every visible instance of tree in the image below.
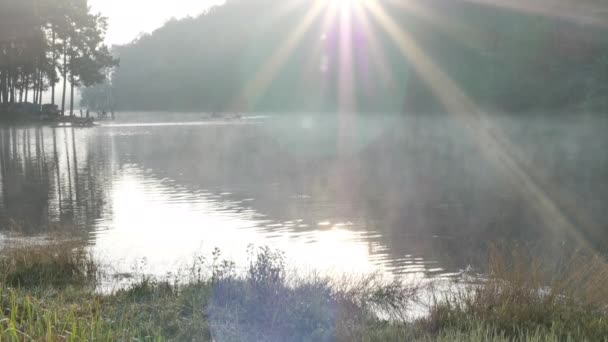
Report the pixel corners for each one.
[69,13,118,115]
[0,0,117,118]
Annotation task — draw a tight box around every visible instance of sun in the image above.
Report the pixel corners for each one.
[327,0,363,10]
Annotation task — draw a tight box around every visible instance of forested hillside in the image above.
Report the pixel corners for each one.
[86,0,608,114]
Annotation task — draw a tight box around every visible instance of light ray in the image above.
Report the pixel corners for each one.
[363,1,600,247]
[385,0,488,50]
[231,0,325,110]
[301,1,337,83]
[335,0,357,161]
[337,5,355,113]
[262,0,314,25]
[351,2,395,92]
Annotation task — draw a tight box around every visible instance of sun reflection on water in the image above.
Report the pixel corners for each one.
[92,165,428,282]
[94,169,259,276]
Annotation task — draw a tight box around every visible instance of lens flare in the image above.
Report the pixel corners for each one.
[328,0,363,11]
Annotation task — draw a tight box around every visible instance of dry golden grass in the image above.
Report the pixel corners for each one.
[422,243,608,341]
[0,239,98,288]
[0,240,607,340]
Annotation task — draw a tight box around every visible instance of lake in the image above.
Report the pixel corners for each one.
[0,112,607,282]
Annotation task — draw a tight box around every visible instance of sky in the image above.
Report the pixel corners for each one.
[89,0,226,45]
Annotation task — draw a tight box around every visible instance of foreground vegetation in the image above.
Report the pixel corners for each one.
[0,241,607,341]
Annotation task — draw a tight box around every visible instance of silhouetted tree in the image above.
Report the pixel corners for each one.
[0,0,117,118]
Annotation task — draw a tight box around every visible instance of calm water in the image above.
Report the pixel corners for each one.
[0,112,607,280]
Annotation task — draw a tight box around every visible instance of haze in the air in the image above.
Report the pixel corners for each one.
[89,0,225,44]
[2,0,608,340]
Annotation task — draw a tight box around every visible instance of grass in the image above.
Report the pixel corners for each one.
[419,244,608,341]
[0,239,98,288]
[0,241,607,341]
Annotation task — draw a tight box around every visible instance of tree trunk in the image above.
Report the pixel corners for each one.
[33,71,39,105]
[14,73,18,103]
[2,71,8,104]
[8,71,14,103]
[5,71,10,104]
[11,71,17,103]
[1,70,7,104]
[0,71,3,104]
[70,74,74,116]
[17,72,22,103]
[51,27,56,105]
[38,70,44,106]
[24,74,29,103]
[19,71,25,103]
[61,42,68,116]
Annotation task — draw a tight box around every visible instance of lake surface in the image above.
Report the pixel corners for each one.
[0,112,607,281]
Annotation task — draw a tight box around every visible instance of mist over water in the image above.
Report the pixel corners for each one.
[0,112,606,281]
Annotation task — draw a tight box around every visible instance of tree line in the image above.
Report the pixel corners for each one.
[83,0,608,114]
[0,0,117,117]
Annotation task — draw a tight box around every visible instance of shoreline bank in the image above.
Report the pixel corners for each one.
[0,241,607,341]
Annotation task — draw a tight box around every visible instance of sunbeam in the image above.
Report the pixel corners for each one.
[328,0,365,11]
[337,4,355,113]
[363,0,600,248]
[350,3,394,90]
[385,0,488,50]
[335,0,357,159]
[231,0,325,110]
[302,0,337,82]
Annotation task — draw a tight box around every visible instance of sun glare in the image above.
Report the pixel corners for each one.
[328,0,363,10]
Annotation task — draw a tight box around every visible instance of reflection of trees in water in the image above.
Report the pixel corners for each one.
[0,127,113,239]
[112,115,608,273]
[0,127,51,231]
